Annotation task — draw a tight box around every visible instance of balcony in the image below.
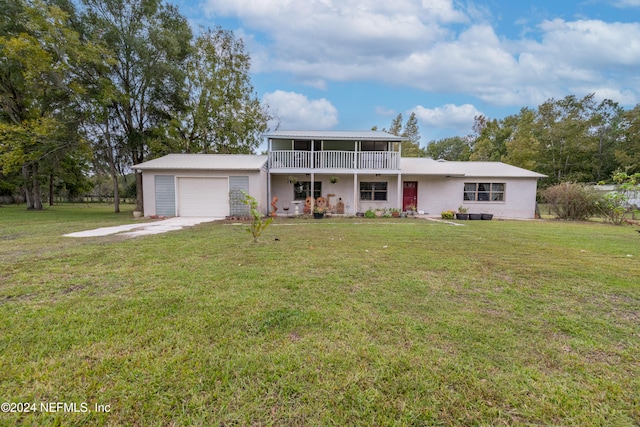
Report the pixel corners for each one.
[269,150,400,171]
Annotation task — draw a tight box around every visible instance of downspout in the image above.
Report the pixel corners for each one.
[397,172,402,210]
[266,137,271,217]
[354,140,359,215]
[397,140,402,210]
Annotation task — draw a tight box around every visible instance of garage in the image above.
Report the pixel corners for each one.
[177,177,229,217]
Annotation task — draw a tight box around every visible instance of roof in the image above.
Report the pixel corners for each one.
[400,158,547,178]
[265,130,408,141]
[132,154,267,171]
[132,153,546,178]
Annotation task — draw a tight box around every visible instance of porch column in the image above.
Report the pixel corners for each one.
[311,172,315,212]
[353,172,358,215]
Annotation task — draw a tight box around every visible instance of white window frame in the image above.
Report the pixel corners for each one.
[360,182,388,201]
[463,182,505,202]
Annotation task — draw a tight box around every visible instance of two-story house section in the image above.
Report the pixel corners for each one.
[267,130,407,215]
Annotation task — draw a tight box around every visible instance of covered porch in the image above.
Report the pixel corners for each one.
[268,172,404,216]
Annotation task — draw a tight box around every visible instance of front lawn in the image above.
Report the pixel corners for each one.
[1,204,639,425]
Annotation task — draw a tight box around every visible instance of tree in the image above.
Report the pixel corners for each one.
[381,112,422,156]
[242,191,272,243]
[502,108,540,171]
[169,27,270,154]
[617,104,640,173]
[385,113,403,136]
[424,136,471,161]
[81,0,193,211]
[534,94,598,184]
[400,112,421,157]
[0,0,104,209]
[590,99,624,182]
[470,115,511,162]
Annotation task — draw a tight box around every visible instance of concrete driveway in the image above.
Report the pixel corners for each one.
[64,217,220,238]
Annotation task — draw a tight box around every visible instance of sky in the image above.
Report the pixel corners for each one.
[174,0,640,150]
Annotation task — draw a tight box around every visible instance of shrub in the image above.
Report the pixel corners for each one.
[364,209,376,218]
[596,193,628,225]
[541,182,601,221]
[441,210,455,219]
[596,172,640,225]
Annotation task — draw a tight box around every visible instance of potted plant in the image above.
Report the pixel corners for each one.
[390,208,400,217]
[313,206,326,219]
[406,204,417,215]
[481,213,494,220]
[329,176,339,184]
[288,176,298,184]
[456,206,469,220]
[468,212,482,220]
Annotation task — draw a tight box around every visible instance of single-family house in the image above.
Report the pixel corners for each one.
[133,130,546,219]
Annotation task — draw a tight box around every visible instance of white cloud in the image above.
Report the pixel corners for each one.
[412,104,482,133]
[262,90,339,130]
[203,0,640,109]
[613,0,640,7]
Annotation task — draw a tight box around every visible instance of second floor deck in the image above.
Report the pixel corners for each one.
[269,150,400,171]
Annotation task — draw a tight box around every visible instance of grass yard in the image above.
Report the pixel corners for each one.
[1,204,639,426]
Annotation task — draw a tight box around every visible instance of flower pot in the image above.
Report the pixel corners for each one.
[455,213,469,220]
[481,213,493,220]
[133,210,143,218]
[468,213,482,220]
[391,211,400,218]
[313,212,324,219]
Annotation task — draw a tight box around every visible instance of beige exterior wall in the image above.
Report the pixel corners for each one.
[141,167,539,219]
[140,168,266,217]
[406,176,539,219]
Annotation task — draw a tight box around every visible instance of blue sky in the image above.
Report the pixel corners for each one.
[174,0,640,149]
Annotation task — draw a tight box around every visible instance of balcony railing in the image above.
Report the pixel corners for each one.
[269,150,399,170]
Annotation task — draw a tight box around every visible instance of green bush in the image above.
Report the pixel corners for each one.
[441,210,455,219]
[364,209,376,218]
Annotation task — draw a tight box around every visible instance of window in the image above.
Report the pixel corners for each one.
[294,182,322,200]
[464,183,505,202]
[360,182,388,201]
[361,140,389,151]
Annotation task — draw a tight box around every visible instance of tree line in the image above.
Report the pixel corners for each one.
[1,0,271,211]
[424,94,640,187]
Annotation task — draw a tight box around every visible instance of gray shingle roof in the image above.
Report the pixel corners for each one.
[265,130,408,141]
[132,154,267,171]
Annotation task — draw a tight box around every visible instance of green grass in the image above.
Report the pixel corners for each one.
[1,204,639,426]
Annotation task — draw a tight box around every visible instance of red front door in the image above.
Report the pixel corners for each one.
[403,181,418,211]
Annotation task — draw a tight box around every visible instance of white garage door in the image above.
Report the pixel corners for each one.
[177,177,229,217]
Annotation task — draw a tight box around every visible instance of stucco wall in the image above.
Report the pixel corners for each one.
[407,175,539,219]
[140,169,265,217]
